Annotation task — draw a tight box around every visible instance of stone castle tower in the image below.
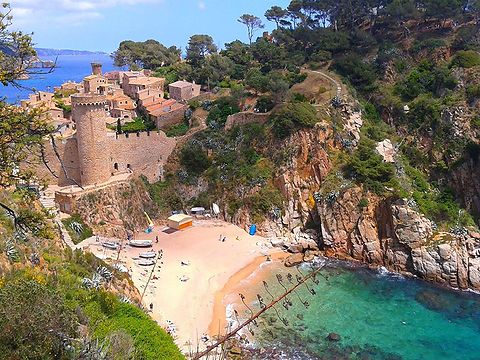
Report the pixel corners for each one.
[71,94,110,186]
[91,62,102,76]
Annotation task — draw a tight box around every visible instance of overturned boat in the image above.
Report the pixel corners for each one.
[138,259,155,266]
[128,240,153,248]
[102,241,118,250]
[139,251,157,259]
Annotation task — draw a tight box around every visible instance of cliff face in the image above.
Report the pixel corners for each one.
[73,178,155,238]
[258,102,480,291]
[317,187,480,290]
[449,156,480,223]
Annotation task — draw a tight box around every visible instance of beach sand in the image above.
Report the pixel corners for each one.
[79,219,278,352]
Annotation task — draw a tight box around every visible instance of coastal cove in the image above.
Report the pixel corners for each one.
[222,258,480,360]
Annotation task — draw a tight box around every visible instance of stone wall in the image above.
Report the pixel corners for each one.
[224,111,270,130]
[153,105,187,129]
[110,131,176,183]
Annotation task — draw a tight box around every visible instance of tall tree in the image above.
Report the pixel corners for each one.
[186,34,217,66]
[238,14,265,45]
[0,3,37,85]
[265,6,288,29]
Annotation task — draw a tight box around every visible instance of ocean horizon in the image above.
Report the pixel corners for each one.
[0,53,120,104]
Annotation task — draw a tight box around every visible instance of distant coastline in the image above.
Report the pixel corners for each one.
[35,48,110,57]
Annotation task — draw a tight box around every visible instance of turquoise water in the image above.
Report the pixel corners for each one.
[240,261,480,360]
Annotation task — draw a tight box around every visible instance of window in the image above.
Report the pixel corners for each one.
[114,163,118,170]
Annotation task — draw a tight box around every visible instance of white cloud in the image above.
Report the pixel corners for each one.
[9,0,164,27]
[198,1,206,11]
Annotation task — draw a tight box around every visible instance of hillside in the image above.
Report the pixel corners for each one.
[124,2,480,291]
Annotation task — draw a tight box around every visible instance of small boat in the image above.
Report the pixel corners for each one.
[138,259,155,266]
[128,240,153,248]
[102,241,118,250]
[179,275,189,282]
[139,251,157,259]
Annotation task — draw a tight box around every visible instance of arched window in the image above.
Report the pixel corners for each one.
[114,163,118,170]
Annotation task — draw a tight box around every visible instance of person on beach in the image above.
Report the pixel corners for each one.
[149,303,153,311]
[155,235,159,243]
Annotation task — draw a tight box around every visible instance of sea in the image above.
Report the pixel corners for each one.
[0,53,120,104]
[232,259,480,360]
[3,53,480,360]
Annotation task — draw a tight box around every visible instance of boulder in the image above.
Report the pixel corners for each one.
[326,332,341,342]
[284,253,304,267]
[288,243,305,253]
[375,139,395,163]
[270,237,285,248]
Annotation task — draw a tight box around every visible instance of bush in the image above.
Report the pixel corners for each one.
[345,138,396,194]
[270,102,318,138]
[95,303,184,360]
[395,61,456,100]
[466,84,480,102]
[333,55,377,92]
[165,123,189,137]
[411,38,446,53]
[255,96,275,113]
[62,213,93,244]
[0,279,77,359]
[206,96,240,128]
[180,144,211,175]
[451,50,480,68]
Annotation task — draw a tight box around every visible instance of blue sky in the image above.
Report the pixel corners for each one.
[9,1,290,53]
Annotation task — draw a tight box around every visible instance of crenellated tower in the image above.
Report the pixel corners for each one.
[71,94,110,186]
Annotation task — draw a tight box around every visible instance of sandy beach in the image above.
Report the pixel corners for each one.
[78,219,278,352]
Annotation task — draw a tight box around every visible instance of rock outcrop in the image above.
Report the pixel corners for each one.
[73,178,155,238]
[316,187,480,290]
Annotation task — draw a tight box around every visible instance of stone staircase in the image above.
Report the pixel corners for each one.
[39,186,58,215]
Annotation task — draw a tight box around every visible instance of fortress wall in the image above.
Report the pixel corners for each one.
[58,137,81,186]
[108,131,176,182]
[26,137,81,186]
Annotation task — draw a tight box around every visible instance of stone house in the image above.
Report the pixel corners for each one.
[168,80,200,101]
[122,74,165,99]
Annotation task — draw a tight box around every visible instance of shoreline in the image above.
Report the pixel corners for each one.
[208,252,289,338]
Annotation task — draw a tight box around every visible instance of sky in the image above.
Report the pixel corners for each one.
[9,0,291,53]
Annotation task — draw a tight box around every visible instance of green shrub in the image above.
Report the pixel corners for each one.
[165,123,189,137]
[451,50,480,68]
[270,102,318,138]
[411,38,446,53]
[255,95,275,113]
[309,50,332,63]
[466,85,480,102]
[206,96,240,128]
[246,185,283,223]
[62,213,93,244]
[395,61,456,100]
[180,144,211,175]
[345,138,396,194]
[0,279,77,360]
[333,55,378,92]
[358,198,369,208]
[95,303,184,360]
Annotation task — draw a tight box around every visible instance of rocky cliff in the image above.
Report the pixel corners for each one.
[73,178,155,238]
[257,102,480,291]
[317,187,480,290]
